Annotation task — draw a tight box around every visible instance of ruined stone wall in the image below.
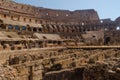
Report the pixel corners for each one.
[0,1,120,79]
[0,48,119,80]
[43,49,120,80]
[104,30,120,45]
[0,0,100,24]
[39,8,99,23]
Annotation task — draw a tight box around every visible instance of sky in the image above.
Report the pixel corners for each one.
[14,0,120,20]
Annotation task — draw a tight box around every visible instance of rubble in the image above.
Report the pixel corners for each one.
[0,0,119,80]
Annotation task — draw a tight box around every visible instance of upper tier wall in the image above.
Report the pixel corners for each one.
[0,0,100,23]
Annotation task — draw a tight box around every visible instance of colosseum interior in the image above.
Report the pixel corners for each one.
[0,0,120,80]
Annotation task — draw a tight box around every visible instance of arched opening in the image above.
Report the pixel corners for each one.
[38,28,42,32]
[8,25,13,29]
[27,25,31,31]
[33,28,37,32]
[0,24,5,29]
[22,26,26,30]
[28,28,32,31]
[72,29,75,32]
[104,37,111,45]
[15,26,20,30]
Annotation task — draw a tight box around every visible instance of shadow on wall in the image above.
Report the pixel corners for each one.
[104,37,111,45]
[44,67,84,80]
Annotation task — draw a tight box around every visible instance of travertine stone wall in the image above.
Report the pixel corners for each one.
[0,0,99,23]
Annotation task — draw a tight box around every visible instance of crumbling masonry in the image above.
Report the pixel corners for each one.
[0,0,120,80]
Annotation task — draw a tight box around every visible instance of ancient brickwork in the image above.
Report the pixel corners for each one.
[0,0,119,80]
[0,48,119,80]
[0,0,99,24]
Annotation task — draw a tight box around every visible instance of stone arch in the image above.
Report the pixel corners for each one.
[38,28,42,32]
[104,36,111,45]
[27,25,32,31]
[33,27,37,32]
[15,25,20,30]
[22,26,26,30]
[8,25,13,29]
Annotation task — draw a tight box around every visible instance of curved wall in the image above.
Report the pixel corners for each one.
[0,0,100,24]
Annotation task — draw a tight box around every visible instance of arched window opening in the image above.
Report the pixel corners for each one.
[38,28,42,32]
[11,16,13,20]
[15,26,20,30]
[29,19,31,22]
[33,28,37,32]
[22,26,26,30]
[28,28,31,31]
[27,25,31,31]
[24,18,26,22]
[0,24,5,29]
[8,25,13,29]
[72,29,75,32]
